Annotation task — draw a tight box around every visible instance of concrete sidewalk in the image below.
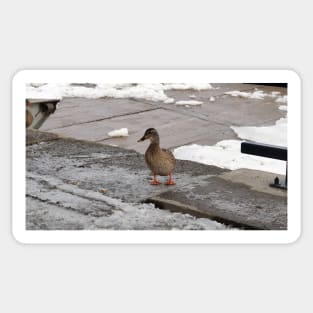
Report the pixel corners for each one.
[26,130,287,230]
[40,84,287,153]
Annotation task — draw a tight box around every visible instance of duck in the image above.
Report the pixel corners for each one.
[137,128,176,185]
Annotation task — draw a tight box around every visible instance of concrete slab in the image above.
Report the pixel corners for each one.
[161,93,285,127]
[218,168,287,197]
[45,108,235,152]
[26,131,287,230]
[104,84,285,151]
[99,108,236,153]
[36,84,287,156]
[148,176,287,230]
[41,97,156,131]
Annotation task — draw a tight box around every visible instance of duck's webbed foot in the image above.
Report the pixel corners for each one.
[165,173,176,185]
[151,174,161,185]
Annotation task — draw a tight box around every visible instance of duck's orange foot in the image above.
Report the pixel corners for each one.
[150,174,161,185]
[165,173,176,185]
[150,180,161,185]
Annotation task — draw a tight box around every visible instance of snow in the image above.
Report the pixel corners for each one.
[27,82,288,175]
[174,140,286,175]
[162,83,214,90]
[163,98,175,104]
[175,100,203,106]
[224,89,287,103]
[231,118,287,146]
[26,83,214,104]
[271,91,281,96]
[174,105,288,175]
[276,95,288,103]
[28,172,228,230]
[94,201,227,230]
[224,90,267,99]
[108,128,129,137]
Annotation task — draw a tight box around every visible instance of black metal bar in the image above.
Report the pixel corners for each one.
[245,83,287,88]
[241,141,288,190]
[241,142,287,161]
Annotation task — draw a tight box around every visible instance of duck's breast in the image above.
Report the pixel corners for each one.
[145,146,175,176]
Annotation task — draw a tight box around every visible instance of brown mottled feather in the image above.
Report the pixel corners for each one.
[145,143,176,176]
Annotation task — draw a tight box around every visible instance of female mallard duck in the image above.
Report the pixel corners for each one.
[137,128,176,185]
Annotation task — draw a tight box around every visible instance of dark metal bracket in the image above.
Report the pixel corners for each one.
[241,141,288,190]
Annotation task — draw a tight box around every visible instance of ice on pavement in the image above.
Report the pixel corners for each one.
[108,128,129,137]
[26,83,214,104]
[94,202,227,230]
[27,173,228,230]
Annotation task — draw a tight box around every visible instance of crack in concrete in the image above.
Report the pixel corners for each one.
[46,107,162,131]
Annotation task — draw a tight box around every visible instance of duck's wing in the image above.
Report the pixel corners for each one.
[161,148,176,163]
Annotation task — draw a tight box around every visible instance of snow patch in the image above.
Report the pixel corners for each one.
[175,100,203,106]
[225,89,287,101]
[163,98,175,104]
[26,83,214,104]
[276,95,288,103]
[174,140,285,175]
[209,96,215,102]
[108,128,129,137]
[162,83,214,90]
[231,118,287,146]
[28,172,228,230]
[174,109,287,175]
[224,90,267,100]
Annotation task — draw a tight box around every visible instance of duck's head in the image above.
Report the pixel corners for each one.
[137,128,159,143]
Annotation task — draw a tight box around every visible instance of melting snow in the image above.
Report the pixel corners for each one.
[108,128,129,137]
[224,89,285,101]
[175,100,203,106]
[174,106,287,175]
[174,140,285,175]
[224,90,267,99]
[26,83,214,104]
[276,95,288,103]
[27,172,228,230]
[231,118,287,147]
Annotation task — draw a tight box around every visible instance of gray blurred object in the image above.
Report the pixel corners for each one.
[26,99,60,129]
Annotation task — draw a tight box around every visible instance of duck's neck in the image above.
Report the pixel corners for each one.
[148,136,160,150]
[150,135,160,145]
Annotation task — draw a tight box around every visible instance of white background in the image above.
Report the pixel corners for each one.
[0,0,311,312]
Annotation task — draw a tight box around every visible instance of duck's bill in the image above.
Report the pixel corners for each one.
[137,136,146,142]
